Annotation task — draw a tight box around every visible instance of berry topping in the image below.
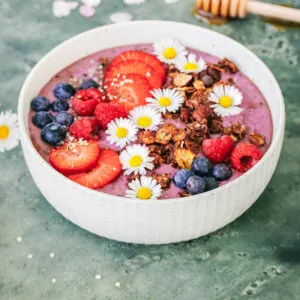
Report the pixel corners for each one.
[41,123,67,145]
[94,102,128,129]
[173,169,194,189]
[51,99,70,112]
[32,111,54,129]
[211,164,232,181]
[202,135,234,163]
[109,50,166,80]
[203,176,219,191]
[69,118,99,140]
[104,60,164,89]
[78,78,99,90]
[105,73,151,113]
[53,82,75,100]
[68,149,122,189]
[54,112,74,127]
[191,156,212,176]
[72,88,104,116]
[31,96,51,112]
[49,140,101,175]
[230,143,262,172]
[186,175,206,195]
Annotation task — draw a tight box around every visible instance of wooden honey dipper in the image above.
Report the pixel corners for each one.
[195,0,300,23]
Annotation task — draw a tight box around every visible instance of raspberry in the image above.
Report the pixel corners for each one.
[69,118,99,140]
[202,135,234,163]
[72,88,104,116]
[230,143,262,172]
[94,103,128,129]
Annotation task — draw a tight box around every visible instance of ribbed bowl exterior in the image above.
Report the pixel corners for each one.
[19,21,285,244]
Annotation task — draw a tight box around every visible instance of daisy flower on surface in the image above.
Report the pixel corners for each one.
[175,53,207,74]
[146,89,184,113]
[0,111,20,152]
[126,176,162,200]
[106,118,138,149]
[153,36,187,64]
[120,144,154,175]
[129,106,162,131]
[209,84,243,117]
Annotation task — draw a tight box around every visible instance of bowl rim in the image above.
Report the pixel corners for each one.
[18,20,285,205]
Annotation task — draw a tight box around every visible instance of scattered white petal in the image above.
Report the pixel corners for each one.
[95,274,102,280]
[52,278,57,283]
[109,12,133,23]
[28,254,33,259]
[16,236,22,242]
[50,252,55,258]
[123,0,145,4]
[165,0,180,3]
[81,0,101,7]
[52,0,79,18]
[79,4,96,18]
[115,281,121,287]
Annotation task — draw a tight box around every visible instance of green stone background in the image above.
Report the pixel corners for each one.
[1,0,300,299]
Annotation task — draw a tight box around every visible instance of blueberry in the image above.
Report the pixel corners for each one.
[203,176,219,191]
[192,156,212,176]
[51,99,69,112]
[55,112,74,127]
[78,78,99,90]
[41,123,67,145]
[173,169,194,189]
[32,111,54,129]
[53,82,75,100]
[30,96,51,112]
[211,164,233,181]
[186,176,206,195]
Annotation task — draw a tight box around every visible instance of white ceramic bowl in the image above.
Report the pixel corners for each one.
[18,21,285,244]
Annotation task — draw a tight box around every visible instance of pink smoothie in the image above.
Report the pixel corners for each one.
[28,44,273,199]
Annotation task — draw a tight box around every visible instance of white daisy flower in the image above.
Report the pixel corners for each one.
[175,53,207,74]
[106,118,138,149]
[0,111,20,152]
[153,36,187,64]
[120,144,154,175]
[146,89,184,113]
[126,176,162,200]
[129,105,163,131]
[209,84,243,117]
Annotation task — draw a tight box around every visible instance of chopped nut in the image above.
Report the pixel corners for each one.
[222,127,232,135]
[172,128,186,143]
[193,80,206,91]
[231,122,247,139]
[173,148,195,169]
[185,139,202,153]
[192,104,213,121]
[217,58,238,73]
[180,107,190,123]
[151,173,171,189]
[137,130,156,145]
[173,73,193,87]
[248,132,265,147]
[208,117,223,134]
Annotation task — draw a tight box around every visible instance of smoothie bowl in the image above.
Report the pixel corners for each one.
[18,21,285,244]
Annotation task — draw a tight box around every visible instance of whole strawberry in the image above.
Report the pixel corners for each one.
[94,103,128,129]
[202,135,234,163]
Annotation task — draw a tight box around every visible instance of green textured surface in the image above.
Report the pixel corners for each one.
[1,0,300,299]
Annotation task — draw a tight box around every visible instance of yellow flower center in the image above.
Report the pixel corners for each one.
[137,116,152,128]
[116,127,128,138]
[219,95,233,108]
[159,97,172,107]
[163,47,177,59]
[137,187,152,200]
[0,125,10,140]
[184,62,198,71]
[129,155,143,167]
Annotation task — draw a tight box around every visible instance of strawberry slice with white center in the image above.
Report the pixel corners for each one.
[109,50,166,80]
[104,60,164,89]
[49,140,101,175]
[105,73,151,113]
[68,149,122,189]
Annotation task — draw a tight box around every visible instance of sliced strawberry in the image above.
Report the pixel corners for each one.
[104,60,164,89]
[49,140,101,175]
[68,149,122,189]
[105,73,151,113]
[109,50,166,80]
